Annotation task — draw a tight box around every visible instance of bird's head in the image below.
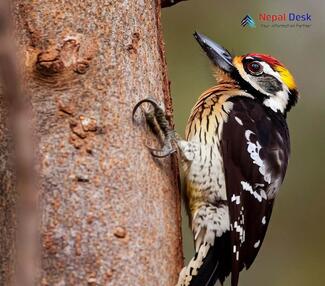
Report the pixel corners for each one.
[194,32,298,114]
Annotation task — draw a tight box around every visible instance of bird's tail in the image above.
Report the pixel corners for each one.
[176,233,231,286]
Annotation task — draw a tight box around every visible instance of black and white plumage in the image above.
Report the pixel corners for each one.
[176,33,298,286]
[133,32,299,286]
[221,97,290,285]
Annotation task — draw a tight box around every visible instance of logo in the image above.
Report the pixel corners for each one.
[258,13,312,28]
[241,15,256,28]
[259,13,312,22]
[240,13,312,29]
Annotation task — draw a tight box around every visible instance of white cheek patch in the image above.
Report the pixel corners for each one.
[260,62,282,82]
[237,60,290,113]
[260,63,290,113]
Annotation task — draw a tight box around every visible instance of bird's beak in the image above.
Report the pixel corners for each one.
[194,32,234,73]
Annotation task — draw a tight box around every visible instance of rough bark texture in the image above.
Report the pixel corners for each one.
[0,2,18,284]
[1,0,183,285]
[0,67,16,285]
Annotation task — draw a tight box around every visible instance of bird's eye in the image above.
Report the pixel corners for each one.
[247,61,263,75]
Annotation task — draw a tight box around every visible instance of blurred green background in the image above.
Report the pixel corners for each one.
[162,0,325,285]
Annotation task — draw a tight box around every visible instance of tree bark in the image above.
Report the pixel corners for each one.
[1,0,183,285]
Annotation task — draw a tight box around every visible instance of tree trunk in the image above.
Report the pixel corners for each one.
[0,1,183,285]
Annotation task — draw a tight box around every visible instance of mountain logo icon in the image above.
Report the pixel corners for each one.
[241,15,256,28]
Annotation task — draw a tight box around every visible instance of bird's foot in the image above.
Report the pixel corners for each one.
[133,97,176,158]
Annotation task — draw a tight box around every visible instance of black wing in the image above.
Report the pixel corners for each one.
[221,97,290,286]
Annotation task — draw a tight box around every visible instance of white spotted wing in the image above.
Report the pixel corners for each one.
[221,97,290,285]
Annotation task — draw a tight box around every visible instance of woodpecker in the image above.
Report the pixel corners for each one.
[133,32,298,286]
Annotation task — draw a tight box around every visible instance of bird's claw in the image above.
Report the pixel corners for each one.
[133,98,176,158]
[146,144,176,158]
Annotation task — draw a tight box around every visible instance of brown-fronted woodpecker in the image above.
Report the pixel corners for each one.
[133,32,298,286]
